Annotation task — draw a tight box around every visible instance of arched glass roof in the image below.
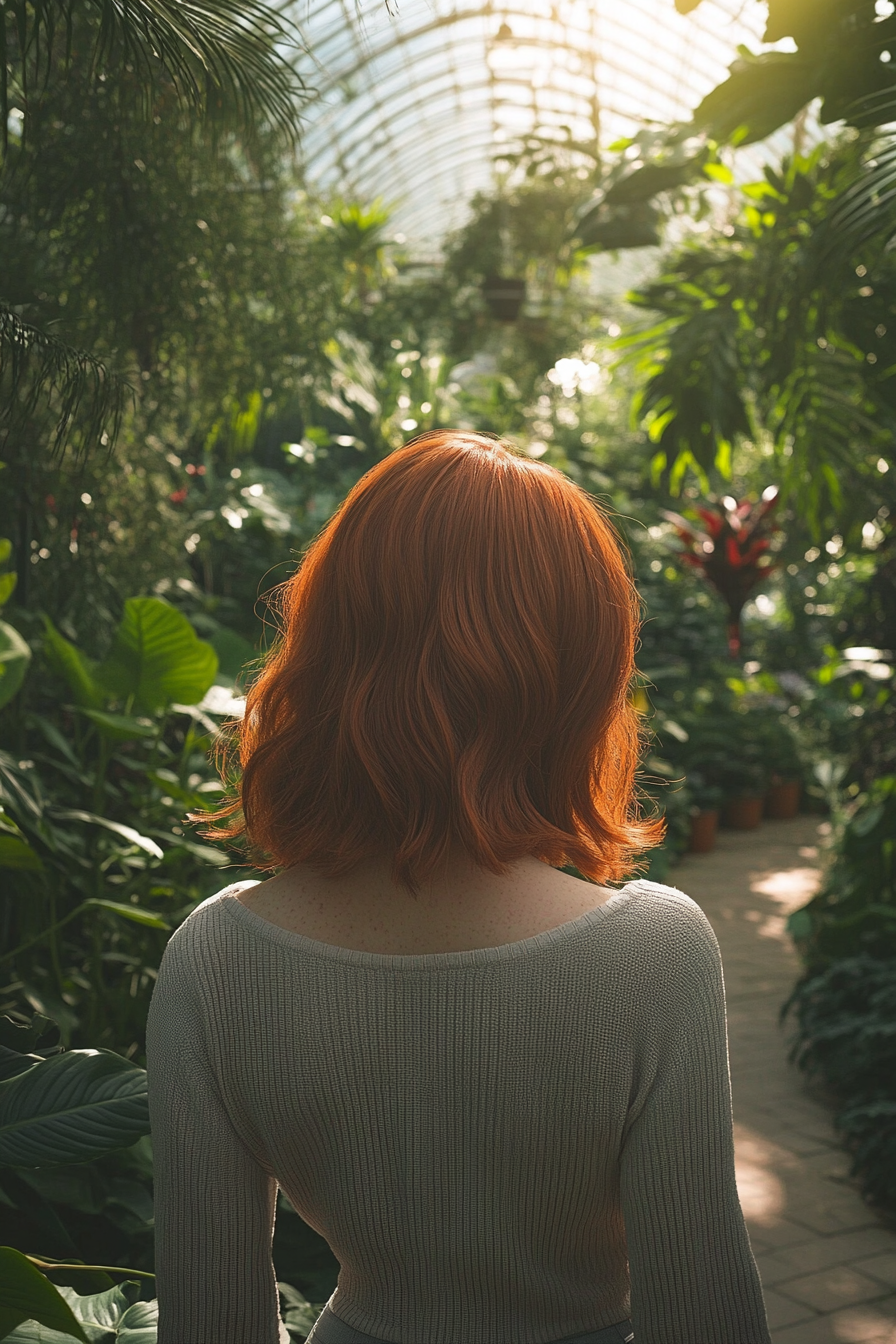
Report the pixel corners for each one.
[287,0,797,253]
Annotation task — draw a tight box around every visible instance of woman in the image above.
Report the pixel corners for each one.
[145,431,771,1344]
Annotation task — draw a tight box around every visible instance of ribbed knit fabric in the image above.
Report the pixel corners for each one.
[145,877,771,1344]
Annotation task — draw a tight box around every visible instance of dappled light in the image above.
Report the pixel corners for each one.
[733,1122,790,1227]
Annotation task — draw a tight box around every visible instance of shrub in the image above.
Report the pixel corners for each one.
[784,776,896,1218]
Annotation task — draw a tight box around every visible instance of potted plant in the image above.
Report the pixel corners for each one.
[755,716,803,819]
[667,702,770,833]
[686,775,725,852]
[718,754,768,828]
[662,488,781,658]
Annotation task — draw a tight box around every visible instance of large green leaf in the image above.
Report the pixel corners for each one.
[575,202,661,251]
[97,598,218,712]
[82,900,171,931]
[690,51,819,146]
[50,812,163,860]
[0,836,43,871]
[2,1275,156,1344]
[602,157,707,206]
[42,621,104,711]
[0,572,17,608]
[77,711,156,743]
[0,1247,89,1344]
[0,621,31,712]
[0,1050,149,1169]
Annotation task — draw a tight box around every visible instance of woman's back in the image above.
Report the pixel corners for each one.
[147,432,770,1342]
[145,875,772,1344]
[235,848,615,955]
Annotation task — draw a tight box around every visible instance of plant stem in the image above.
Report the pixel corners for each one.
[24,1254,155,1281]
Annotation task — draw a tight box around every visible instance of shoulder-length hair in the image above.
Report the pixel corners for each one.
[201,430,663,895]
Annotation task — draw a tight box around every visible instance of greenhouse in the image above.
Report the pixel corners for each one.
[1,0,895,1340]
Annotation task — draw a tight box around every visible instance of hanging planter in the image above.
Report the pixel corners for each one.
[481,275,526,322]
[661,487,781,658]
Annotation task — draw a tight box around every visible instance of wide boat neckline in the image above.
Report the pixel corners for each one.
[213,878,651,970]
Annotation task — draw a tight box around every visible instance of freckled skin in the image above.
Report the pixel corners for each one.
[238,846,615,955]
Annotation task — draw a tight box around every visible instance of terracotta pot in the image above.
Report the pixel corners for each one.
[765,780,801,820]
[688,809,719,853]
[721,795,764,830]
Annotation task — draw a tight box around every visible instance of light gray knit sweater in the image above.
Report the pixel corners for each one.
[144,877,771,1344]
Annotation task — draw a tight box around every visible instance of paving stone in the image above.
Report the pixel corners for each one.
[781,1194,883,1236]
[825,1298,896,1341]
[743,1216,821,1250]
[855,1255,896,1292]
[757,1230,896,1284]
[774,1312,895,1343]
[670,818,896,1341]
[793,1150,854,1182]
[775,1265,892,1312]
[762,1287,818,1329]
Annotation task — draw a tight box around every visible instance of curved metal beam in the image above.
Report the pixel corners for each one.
[282,0,773,248]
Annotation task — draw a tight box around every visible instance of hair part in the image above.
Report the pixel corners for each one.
[200,430,664,896]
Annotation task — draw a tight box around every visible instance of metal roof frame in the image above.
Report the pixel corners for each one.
[285,0,795,251]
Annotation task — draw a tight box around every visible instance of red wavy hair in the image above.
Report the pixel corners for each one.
[201,430,663,895]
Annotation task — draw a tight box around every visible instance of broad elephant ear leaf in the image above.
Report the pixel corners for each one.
[41,619,104,709]
[1,1270,154,1344]
[0,1246,90,1344]
[0,1049,149,1168]
[97,597,218,713]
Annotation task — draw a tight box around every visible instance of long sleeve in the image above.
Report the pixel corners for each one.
[619,905,771,1344]
[145,939,289,1344]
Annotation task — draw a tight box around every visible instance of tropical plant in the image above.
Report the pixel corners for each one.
[0,596,248,1048]
[661,488,781,656]
[0,539,29,714]
[578,0,896,253]
[1,0,305,464]
[1,0,304,144]
[783,953,896,1219]
[0,84,346,622]
[0,1010,332,1341]
[787,773,896,967]
[614,142,896,541]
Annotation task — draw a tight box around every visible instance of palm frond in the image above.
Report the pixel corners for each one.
[829,134,896,252]
[2,0,306,147]
[0,304,132,457]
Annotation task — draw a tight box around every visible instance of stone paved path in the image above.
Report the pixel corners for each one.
[671,815,896,1343]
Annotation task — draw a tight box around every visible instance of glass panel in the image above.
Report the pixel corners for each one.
[285,0,813,249]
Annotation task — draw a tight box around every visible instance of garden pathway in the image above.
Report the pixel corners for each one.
[674,814,896,1343]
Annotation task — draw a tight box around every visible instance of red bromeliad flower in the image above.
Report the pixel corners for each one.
[661,486,780,658]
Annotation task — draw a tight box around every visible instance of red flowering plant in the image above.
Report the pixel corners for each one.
[661,486,781,658]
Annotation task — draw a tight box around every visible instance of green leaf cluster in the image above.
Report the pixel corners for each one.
[618,142,896,541]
